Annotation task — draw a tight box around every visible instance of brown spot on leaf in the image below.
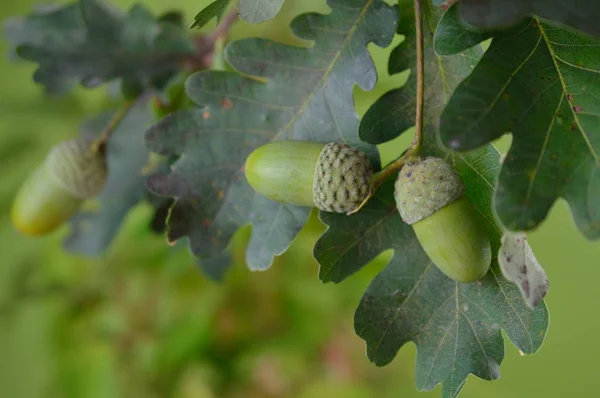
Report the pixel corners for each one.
[502,93,510,100]
[222,98,233,109]
[203,111,211,119]
[202,219,212,227]
[552,154,558,160]
[522,280,530,296]
[217,191,225,199]
[573,106,583,112]
[567,94,573,101]
[570,124,577,131]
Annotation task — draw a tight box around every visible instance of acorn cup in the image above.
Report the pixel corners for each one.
[394,157,492,283]
[244,141,374,213]
[11,138,108,236]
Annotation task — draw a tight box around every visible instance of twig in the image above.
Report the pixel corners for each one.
[346,0,425,215]
[209,7,239,41]
[185,7,239,72]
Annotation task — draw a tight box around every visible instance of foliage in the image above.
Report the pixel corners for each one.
[4,0,600,396]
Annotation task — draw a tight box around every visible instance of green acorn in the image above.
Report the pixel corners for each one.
[11,138,108,236]
[394,157,491,283]
[244,141,373,213]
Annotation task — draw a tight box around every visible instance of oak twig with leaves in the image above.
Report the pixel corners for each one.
[5,0,600,396]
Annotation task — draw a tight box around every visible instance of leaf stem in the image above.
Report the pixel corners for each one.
[413,0,424,152]
[346,0,425,216]
[91,99,137,152]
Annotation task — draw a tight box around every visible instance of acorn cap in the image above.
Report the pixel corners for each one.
[312,142,373,213]
[45,138,108,199]
[394,156,464,225]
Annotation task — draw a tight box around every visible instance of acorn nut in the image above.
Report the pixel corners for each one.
[394,157,491,283]
[244,141,373,213]
[11,138,108,236]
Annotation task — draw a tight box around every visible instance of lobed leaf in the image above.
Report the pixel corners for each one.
[317,1,549,396]
[239,0,285,24]
[4,0,195,94]
[191,0,230,29]
[438,7,600,238]
[144,0,398,270]
[64,100,154,256]
[457,0,600,40]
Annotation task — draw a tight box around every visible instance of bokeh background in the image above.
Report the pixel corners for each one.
[1,0,599,397]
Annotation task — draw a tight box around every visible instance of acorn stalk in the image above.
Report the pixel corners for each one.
[244,140,373,213]
[394,157,491,283]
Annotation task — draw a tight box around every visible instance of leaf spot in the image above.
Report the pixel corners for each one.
[573,105,583,113]
[203,111,211,119]
[221,98,233,109]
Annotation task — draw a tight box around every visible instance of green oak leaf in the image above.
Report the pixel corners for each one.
[4,0,195,94]
[144,0,397,270]
[433,3,492,56]
[438,10,600,238]
[457,0,600,40]
[64,99,153,256]
[316,2,549,396]
[191,0,230,29]
[239,0,285,24]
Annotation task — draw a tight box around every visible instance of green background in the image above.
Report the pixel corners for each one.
[1,0,598,397]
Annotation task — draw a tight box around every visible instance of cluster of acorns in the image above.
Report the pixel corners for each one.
[245,140,491,283]
[12,138,491,284]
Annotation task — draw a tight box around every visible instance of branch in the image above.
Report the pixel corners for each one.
[185,7,239,72]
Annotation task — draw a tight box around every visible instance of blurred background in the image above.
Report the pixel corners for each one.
[1,0,600,397]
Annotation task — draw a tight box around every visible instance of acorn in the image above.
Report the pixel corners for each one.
[11,138,108,236]
[244,141,373,213]
[394,157,491,283]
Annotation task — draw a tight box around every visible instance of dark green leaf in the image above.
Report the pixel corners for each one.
[5,0,195,94]
[64,99,153,256]
[191,0,230,29]
[239,0,284,24]
[354,156,548,398]
[317,2,549,396]
[158,10,185,27]
[434,3,492,56]
[197,248,234,281]
[439,15,600,238]
[144,0,397,270]
[3,4,79,95]
[458,0,600,40]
